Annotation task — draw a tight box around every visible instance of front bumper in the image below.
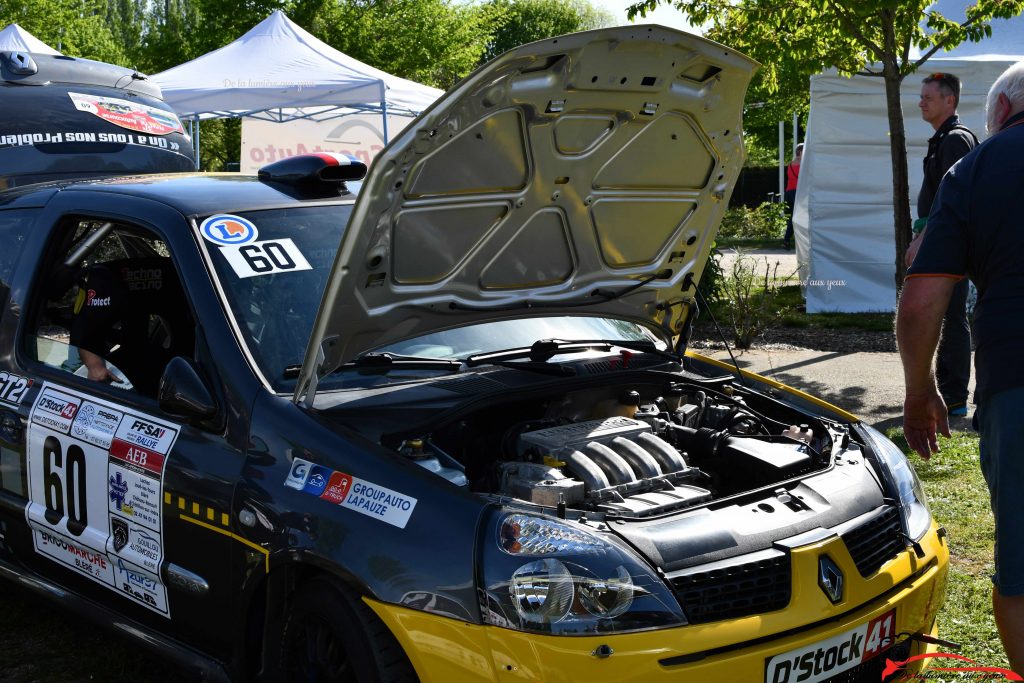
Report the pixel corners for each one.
[367,523,949,682]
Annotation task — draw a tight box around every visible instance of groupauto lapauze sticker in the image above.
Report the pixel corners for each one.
[285,458,417,529]
[199,214,259,246]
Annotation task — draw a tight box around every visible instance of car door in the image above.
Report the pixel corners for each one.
[0,206,43,560]
[6,196,257,666]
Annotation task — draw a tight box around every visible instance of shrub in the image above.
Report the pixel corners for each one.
[717,201,787,241]
[718,252,791,348]
[697,246,724,307]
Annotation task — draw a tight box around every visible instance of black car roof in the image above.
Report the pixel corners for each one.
[14,173,356,216]
[2,51,162,98]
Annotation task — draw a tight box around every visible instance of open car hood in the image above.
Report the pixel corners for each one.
[295,25,756,401]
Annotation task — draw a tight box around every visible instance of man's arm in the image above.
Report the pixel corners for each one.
[896,275,959,458]
[78,348,114,383]
[905,228,926,267]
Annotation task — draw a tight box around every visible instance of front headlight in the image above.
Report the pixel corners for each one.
[860,424,932,541]
[479,511,686,635]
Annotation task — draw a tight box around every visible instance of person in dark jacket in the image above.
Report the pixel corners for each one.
[905,72,977,417]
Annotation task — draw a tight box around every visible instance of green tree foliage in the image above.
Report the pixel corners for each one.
[291,0,493,89]
[479,0,614,63]
[1,0,126,62]
[629,0,1024,285]
[138,0,207,72]
[0,0,614,168]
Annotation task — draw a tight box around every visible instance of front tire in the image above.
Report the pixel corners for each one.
[280,578,417,683]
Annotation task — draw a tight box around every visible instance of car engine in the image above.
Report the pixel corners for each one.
[391,377,838,520]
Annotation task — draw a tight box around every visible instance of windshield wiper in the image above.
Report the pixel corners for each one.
[465,338,678,366]
[465,339,609,367]
[282,352,461,379]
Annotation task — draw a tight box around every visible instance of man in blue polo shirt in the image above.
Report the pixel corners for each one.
[897,61,1024,673]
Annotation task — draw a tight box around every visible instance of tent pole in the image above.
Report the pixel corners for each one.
[792,111,799,152]
[381,84,390,145]
[778,120,785,201]
[193,115,201,170]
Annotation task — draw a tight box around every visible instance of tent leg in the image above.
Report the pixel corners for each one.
[381,99,389,144]
[194,116,201,170]
[778,120,785,201]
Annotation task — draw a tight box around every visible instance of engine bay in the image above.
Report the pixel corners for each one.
[385,374,848,520]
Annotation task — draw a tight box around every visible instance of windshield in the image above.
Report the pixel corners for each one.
[205,205,661,392]
[204,205,351,390]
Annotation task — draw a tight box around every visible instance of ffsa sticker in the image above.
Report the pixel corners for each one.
[25,383,179,617]
[285,458,417,529]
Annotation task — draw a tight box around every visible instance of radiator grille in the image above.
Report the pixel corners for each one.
[669,553,791,624]
[842,506,905,577]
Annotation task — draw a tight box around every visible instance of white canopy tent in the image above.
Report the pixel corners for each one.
[151,10,441,166]
[0,24,60,54]
[794,4,1024,312]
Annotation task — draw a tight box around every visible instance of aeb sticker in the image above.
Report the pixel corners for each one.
[200,214,258,246]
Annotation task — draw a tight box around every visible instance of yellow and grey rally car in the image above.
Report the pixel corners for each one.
[0,26,947,683]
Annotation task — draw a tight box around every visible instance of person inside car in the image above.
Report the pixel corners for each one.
[70,257,193,395]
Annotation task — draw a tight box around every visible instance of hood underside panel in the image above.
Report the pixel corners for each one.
[298,26,757,398]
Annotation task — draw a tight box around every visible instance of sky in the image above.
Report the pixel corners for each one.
[592,0,702,33]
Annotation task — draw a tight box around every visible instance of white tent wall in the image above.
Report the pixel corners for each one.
[795,57,1019,313]
[240,111,418,172]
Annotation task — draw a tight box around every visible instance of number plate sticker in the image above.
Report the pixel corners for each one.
[25,383,180,617]
[218,238,312,278]
[764,609,896,683]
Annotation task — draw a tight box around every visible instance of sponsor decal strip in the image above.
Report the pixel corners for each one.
[68,91,185,136]
[0,131,184,152]
[285,457,417,529]
[25,383,179,617]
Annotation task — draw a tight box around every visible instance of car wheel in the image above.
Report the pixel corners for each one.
[280,577,417,683]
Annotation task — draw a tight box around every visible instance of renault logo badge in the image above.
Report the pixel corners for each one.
[818,555,844,604]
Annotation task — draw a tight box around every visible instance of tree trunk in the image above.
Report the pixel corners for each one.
[882,62,912,289]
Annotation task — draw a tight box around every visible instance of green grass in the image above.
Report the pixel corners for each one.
[0,580,187,681]
[773,285,895,331]
[886,428,1009,669]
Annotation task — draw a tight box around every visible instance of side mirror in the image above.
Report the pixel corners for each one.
[159,357,217,420]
